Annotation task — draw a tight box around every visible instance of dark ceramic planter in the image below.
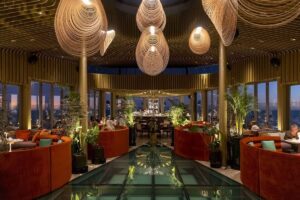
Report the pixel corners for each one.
[72,152,88,174]
[228,135,242,170]
[129,126,136,146]
[91,144,106,164]
[209,150,222,168]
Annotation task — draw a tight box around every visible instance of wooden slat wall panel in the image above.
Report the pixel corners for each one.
[0,48,78,86]
[92,73,218,91]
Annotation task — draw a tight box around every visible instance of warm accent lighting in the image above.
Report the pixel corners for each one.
[189,27,211,55]
[202,0,237,46]
[54,0,112,57]
[136,0,166,32]
[136,27,169,76]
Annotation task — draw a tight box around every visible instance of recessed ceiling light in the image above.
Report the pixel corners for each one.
[11,39,16,43]
[250,47,255,50]
[258,39,264,43]
[61,56,64,59]
[290,38,296,41]
[38,11,43,15]
[30,39,35,42]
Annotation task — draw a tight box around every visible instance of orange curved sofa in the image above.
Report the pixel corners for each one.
[98,127,129,158]
[240,136,300,200]
[0,136,72,200]
[174,127,211,161]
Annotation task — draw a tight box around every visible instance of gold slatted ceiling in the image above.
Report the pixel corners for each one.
[0,0,300,67]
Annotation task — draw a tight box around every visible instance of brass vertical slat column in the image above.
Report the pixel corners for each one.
[201,90,207,121]
[50,84,54,128]
[218,40,228,166]
[278,83,289,131]
[20,83,31,129]
[79,55,88,134]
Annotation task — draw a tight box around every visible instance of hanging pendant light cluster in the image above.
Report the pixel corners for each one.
[189,27,211,55]
[54,0,114,57]
[136,0,169,76]
[202,0,237,46]
[227,0,300,28]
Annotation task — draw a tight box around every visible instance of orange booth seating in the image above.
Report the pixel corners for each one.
[174,127,211,161]
[98,126,129,158]
[0,136,72,200]
[240,136,300,200]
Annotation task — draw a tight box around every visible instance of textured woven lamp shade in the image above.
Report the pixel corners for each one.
[54,0,108,57]
[136,0,166,32]
[189,27,211,55]
[100,30,115,56]
[136,27,169,76]
[202,0,237,46]
[228,0,300,28]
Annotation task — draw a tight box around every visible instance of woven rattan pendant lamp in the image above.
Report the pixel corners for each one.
[189,27,211,55]
[54,0,113,57]
[136,0,169,76]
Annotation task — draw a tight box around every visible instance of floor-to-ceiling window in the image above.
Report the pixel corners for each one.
[88,90,101,121]
[6,85,20,128]
[42,83,52,129]
[31,82,40,128]
[245,84,255,127]
[196,92,202,120]
[269,81,278,129]
[207,89,218,123]
[31,81,69,129]
[257,82,267,127]
[290,85,300,125]
[133,97,143,111]
[105,92,111,118]
[183,95,191,113]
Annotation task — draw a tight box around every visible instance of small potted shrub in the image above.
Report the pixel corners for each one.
[205,125,222,168]
[123,99,136,146]
[86,126,105,164]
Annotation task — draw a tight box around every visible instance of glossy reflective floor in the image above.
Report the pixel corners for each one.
[40,145,259,200]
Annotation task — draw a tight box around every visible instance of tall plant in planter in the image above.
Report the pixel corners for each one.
[86,126,105,164]
[226,85,255,135]
[123,98,136,146]
[169,103,190,127]
[0,107,8,151]
[204,125,222,168]
[61,91,88,173]
[225,85,255,169]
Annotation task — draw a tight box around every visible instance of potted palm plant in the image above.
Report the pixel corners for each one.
[226,85,255,169]
[169,102,190,146]
[204,125,222,168]
[86,126,105,164]
[61,92,88,173]
[123,98,136,146]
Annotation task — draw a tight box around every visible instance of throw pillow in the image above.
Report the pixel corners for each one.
[248,142,255,146]
[261,140,276,151]
[39,139,52,147]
